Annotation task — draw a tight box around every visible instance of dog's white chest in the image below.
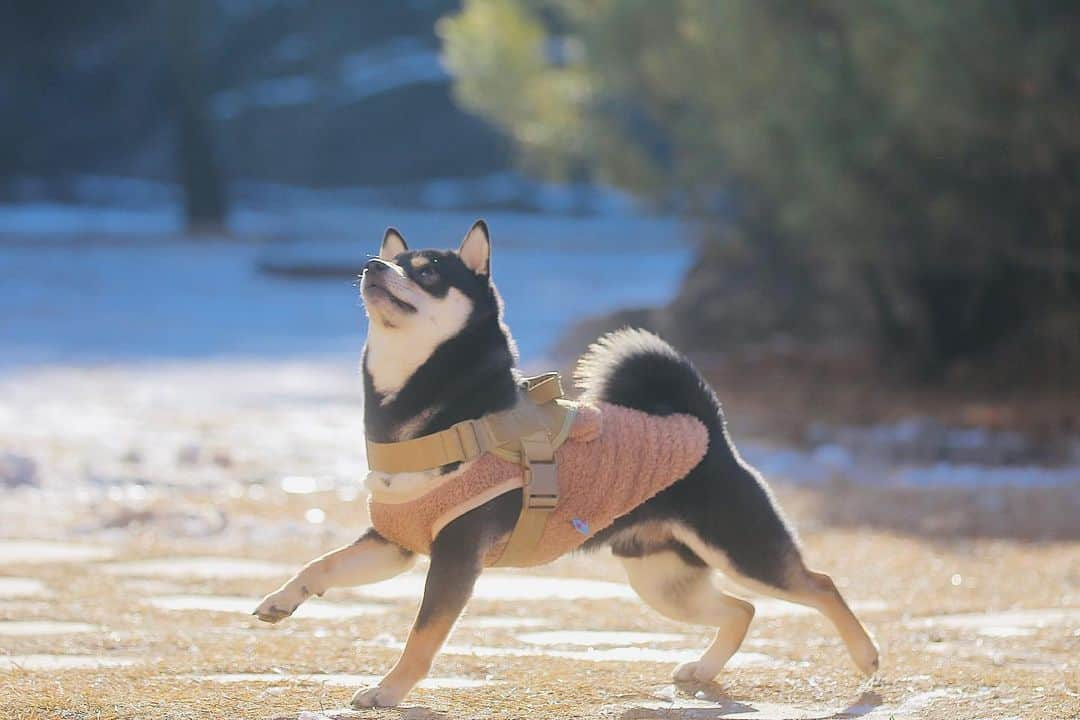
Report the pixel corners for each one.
[364,466,467,504]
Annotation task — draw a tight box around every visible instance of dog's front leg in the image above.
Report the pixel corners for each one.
[254,528,414,623]
[351,519,486,708]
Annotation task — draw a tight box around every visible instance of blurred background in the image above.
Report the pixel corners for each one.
[2,0,1079,523]
[0,3,1078,717]
[3,0,1079,376]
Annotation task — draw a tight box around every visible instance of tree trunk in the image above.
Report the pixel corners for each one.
[164,0,227,234]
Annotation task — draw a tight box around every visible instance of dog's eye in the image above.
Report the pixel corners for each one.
[416,266,437,283]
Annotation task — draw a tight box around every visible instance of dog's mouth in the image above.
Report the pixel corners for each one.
[363,282,417,314]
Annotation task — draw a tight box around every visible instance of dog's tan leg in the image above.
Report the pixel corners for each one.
[791,569,880,675]
[254,529,414,623]
[351,607,458,708]
[351,520,484,708]
[621,550,755,683]
[673,527,879,676]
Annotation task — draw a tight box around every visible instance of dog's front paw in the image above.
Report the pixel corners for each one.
[672,659,721,683]
[252,583,310,624]
[351,684,406,708]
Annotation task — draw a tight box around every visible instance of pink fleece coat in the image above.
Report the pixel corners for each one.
[368,402,709,567]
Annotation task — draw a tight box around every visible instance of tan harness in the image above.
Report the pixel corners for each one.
[365,373,577,566]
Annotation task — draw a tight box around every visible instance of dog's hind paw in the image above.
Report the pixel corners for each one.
[853,643,880,677]
[351,684,405,708]
[672,659,722,683]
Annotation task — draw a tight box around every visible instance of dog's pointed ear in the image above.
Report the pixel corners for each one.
[380,227,408,260]
[458,220,490,276]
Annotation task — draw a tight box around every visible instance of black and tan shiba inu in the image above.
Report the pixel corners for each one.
[254,221,879,708]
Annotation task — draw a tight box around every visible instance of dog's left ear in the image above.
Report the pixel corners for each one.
[459,220,491,277]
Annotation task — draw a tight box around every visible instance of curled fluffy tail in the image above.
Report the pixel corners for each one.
[574,328,724,434]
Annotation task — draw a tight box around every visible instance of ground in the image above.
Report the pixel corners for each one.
[1,362,1077,720]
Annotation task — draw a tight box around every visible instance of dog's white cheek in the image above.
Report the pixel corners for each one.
[365,288,473,399]
[425,288,472,334]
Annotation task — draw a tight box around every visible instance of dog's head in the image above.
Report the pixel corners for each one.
[360,220,508,400]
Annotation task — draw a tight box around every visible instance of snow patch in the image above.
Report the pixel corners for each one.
[0,577,48,598]
[742,442,1080,489]
[355,572,636,602]
[750,598,889,618]
[147,594,386,619]
[517,630,689,647]
[0,655,140,671]
[458,616,548,630]
[183,672,491,689]
[104,557,292,579]
[0,621,102,636]
[910,608,1080,634]
[374,640,781,668]
[0,540,112,564]
[0,211,688,366]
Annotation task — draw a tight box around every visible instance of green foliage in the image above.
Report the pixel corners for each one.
[441,0,1080,378]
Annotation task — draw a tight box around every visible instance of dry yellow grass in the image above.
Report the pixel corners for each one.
[2,483,1077,720]
[1,361,1077,718]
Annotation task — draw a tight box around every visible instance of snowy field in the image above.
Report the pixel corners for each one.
[0,203,689,367]
[1,197,1078,495]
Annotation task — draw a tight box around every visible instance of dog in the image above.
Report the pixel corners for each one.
[254,220,879,708]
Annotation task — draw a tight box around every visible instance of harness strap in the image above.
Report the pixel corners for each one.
[491,429,559,567]
[365,373,569,473]
[365,418,486,474]
[366,371,573,568]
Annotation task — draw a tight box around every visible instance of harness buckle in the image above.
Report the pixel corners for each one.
[489,410,562,568]
[520,429,558,510]
[523,460,559,510]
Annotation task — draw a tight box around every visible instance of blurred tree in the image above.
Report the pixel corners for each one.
[164,0,228,233]
[0,0,163,182]
[0,1,503,200]
[440,0,1080,379]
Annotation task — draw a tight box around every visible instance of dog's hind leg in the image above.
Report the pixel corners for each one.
[672,526,879,676]
[254,528,414,623]
[620,547,755,683]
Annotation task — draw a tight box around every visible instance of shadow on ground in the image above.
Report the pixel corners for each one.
[618,688,884,720]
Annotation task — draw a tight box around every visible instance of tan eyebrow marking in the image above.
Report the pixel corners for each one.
[409,257,430,270]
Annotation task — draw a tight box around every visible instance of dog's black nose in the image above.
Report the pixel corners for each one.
[364,258,389,274]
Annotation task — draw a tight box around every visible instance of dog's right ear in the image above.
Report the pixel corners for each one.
[380,228,408,260]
